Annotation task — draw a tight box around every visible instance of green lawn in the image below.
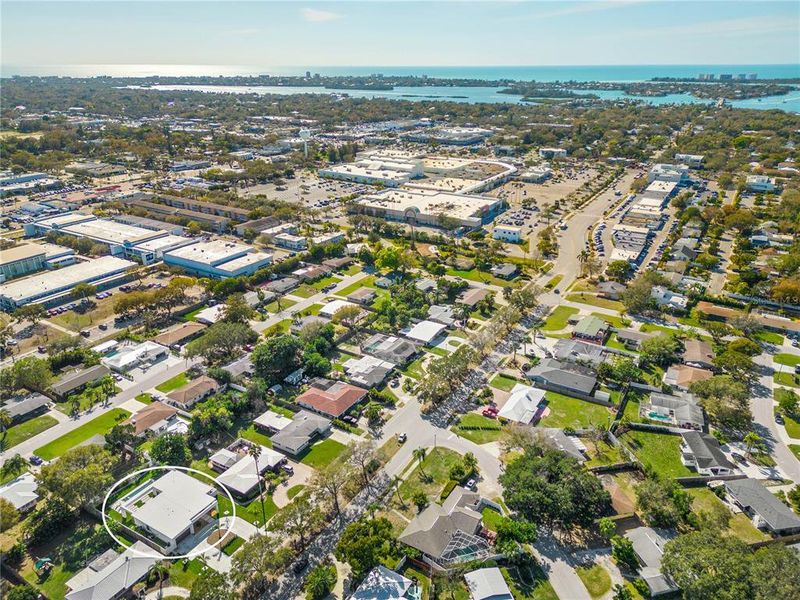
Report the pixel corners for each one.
[586,439,625,467]
[238,423,273,447]
[222,535,245,556]
[688,488,769,543]
[538,391,613,429]
[619,430,692,478]
[394,448,463,517]
[299,438,347,469]
[446,268,509,287]
[297,303,323,317]
[135,393,154,404]
[566,293,625,312]
[774,353,800,367]
[310,275,343,290]
[779,410,800,439]
[604,333,629,352]
[591,312,628,329]
[774,371,800,389]
[790,445,800,460]
[481,506,505,532]
[489,373,520,392]
[218,493,277,526]
[451,413,503,444]
[576,564,612,599]
[167,557,205,588]
[545,274,564,290]
[639,323,681,336]
[182,307,204,322]
[155,372,190,393]
[401,356,426,380]
[265,298,297,313]
[35,409,130,460]
[292,284,319,298]
[262,319,292,336]
[287,484,306,500]
[335,275,376,297]
[502,564,559,600]
[755,331,784,345]
[541,306,579,331]
[2,414,58,450]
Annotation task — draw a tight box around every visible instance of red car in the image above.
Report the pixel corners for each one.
[482,407,499,418]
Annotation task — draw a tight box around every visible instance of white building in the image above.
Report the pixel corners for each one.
[538,148,567,159]
[0,472,39,512]
[101,341,168,372]
[319,299,359,319]
[273,233,308,251]
[311,231,345,246]
[0,255,136,310]
[319,156,423,187]
[746,175,776,192]
[403,320,447,345]
[121,470,217,553]
[163,240,272,278]
[651,286,688,312]
[648,163,689,184]
[0,171,61,197]
[674,154,704,168]
[520,166,552,182]
[357,188,502,229]
[493,225,523,243]
[65,542,159,600]
[498,384,546,424]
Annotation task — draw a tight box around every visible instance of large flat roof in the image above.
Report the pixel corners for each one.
[0,243,46,265]
[0,256,136,304]
[164,240,251,266]
[358,188,499,221]
[61,218,163,245]
[217,251,272,273]
[132,234,193,253]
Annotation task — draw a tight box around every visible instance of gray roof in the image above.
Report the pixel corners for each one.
[625,527,679,596]
[725,478,800,533]
[573,315,609,338]
[222,355,253,378]
[615,328,653,344]
[263,277,299,293]
[362,333,418,365]
[538,428,586,462]
[51,365,110,397]
[2,393,49,420]
[646,392,704,428]
[553,338,608,366]
[681,431,734,471]
[428,304,456,326]
[399,487,483,560]
[490,263,517,278]
[597,281,626,294]
[526,358,597,395]
[271,410,331,455]
[415,278,437,293]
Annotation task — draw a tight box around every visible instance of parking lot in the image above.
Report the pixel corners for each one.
[241,172,374,209]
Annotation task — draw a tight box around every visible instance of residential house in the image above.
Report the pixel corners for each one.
[597,281,626,300]
[398,486,492,568]
[538,428,587,463]
[350,565,420,600]
[296,379,368,419]
[347,287,376,305]
[210,439,285,499]
[343,355,395,388]
[651,286,688,312]
[415,278,437,293]
[120,471,217,553]
[680,431,736,476]
[490,263,517,280]
[723,478,800,535]
[615,328,653,350]
[362,333,418,365]
[553,338,609,367]
[122,401,181,437]
[427,304,456,327]
[640,392,704,430]
[262,277,299,294]
[457,287,489,308]
[463,567,513,600]
[497,383,546,424]
[253,409,293,434]
[102,341,168,372]
[682,340,715,370]
[152,321,207,348]
[50,364,111,400]
[166,375,221,409]
[526,358,598,398]
[663,364,713,392]
[0,473,39,513]
[404,320,447,346]
[65,542,160,600]
[1,393,49,423]
[223,355,254,379]
[271,410,331,456]
[319,299,360,319]
[572,315,609,344]
[625,527,679,597]
[322,257,353,270]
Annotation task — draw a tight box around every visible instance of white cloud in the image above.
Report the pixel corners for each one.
[302,8,342,23]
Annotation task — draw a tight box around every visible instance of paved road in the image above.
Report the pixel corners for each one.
[0,356,201,464]
[753,353,800,483]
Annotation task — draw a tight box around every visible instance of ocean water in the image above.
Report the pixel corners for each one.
[132,83,800,113]
[4,63,799,81]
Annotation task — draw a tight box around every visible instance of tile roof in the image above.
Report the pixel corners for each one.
[296,380,367,417]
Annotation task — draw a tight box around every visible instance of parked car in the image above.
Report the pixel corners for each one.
[465,478,476,490]
[776,413,785,425]
[482,407,498,418]
[80,330,90,338]
[37,346,47,353]
[282,464,294,475]
[29,456,43,466]
[731,452,748,464]
[397,433,407,444]
[98,323,108,330]
[292,557,309,574]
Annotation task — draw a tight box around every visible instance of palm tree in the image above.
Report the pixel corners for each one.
[148,560,169,599]
[1,453,26,478]
[462,452,478,476]
[249,444,267,527]
[743,431,761,457]
[0,409,11,439]
[413,448,427,479]
[392,475,407,509]
[455,304,471,328]
[520,333,532,357]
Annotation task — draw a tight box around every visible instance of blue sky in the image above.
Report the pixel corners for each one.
[1,1,798,71]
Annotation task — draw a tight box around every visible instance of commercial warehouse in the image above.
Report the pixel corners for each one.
[163,240,272,278]
[356,188,502,229]
[0,255,136,309]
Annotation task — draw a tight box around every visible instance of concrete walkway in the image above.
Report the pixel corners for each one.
[144,586,190,599]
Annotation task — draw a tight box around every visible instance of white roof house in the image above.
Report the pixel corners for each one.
[215,445,284,497]
[194,304,226,325]
[498,383,546,424]
[404,320,447,345]
[101,341,168,372]
[343,355,396,387]
[65,541,160,600]
[0,472,39,512]
[350,565,418,600]
[463,567,513,600]
[125,470,217,551]
[319,299,358,318]
[253,409,293,432]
